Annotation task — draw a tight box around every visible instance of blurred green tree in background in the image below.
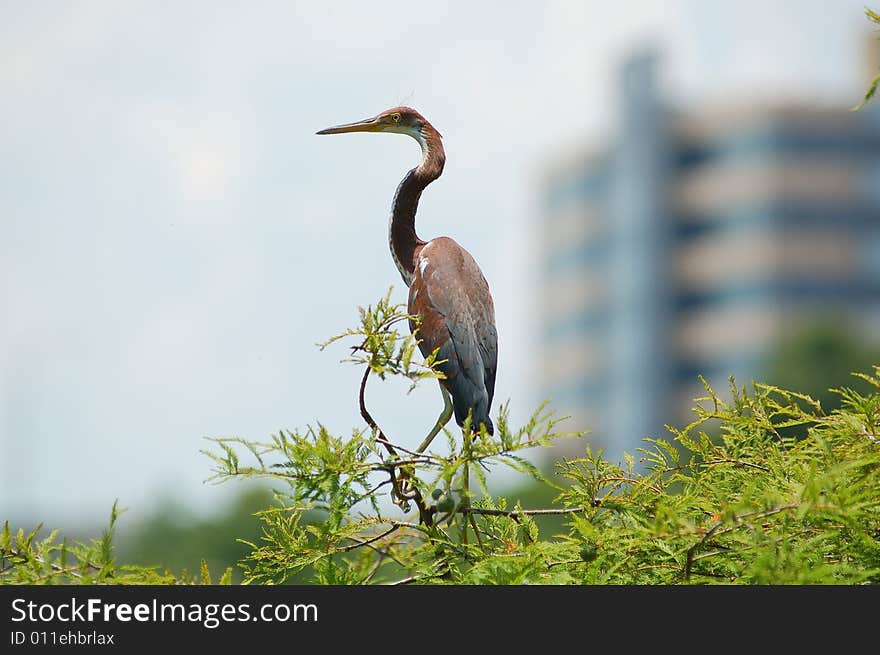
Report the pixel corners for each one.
[113,486,271,583]
[762,319,880,439]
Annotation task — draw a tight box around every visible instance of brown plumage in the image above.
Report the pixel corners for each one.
[318,107,497,440]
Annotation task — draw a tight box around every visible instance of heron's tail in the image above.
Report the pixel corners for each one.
[452,399,493,436]
[442,363,494,436]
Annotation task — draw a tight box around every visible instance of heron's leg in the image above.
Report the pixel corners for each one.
[463,428,470,499]
[460,427,472,544]
[394,385,453,511]
[416,384,453,454]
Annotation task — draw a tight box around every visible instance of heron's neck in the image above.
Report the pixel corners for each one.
[389,127,445,286]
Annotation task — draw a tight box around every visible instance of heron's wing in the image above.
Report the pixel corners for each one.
[477,303,498,409]
[409,238,497,433]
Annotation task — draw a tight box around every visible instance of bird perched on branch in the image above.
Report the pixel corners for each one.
[317,107,497,453]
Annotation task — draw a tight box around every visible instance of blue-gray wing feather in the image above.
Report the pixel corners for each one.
[408,238,497,434]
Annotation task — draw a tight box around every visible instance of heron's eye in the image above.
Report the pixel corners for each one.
[390,113,401,123]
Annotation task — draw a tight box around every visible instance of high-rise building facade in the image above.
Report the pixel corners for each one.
[537,52,880,459]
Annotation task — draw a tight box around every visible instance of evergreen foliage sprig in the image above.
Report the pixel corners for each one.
[854,8,880,110]
[0,501,232,584]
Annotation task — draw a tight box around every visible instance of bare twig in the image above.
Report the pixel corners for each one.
[358,364,434,526]
[359,366,398,458]
[386,521,425,531]
[599,476,663,495]
[664,458,771,475]
[0,547,103,582]
[353,479,394,504]
[386,575,418,585]
[702,458,771,473]
[338,525,400,553]
[461,506,585,517]
[378,440,445,461]
[633,563,682,573]
[373,457,439,470]
[548,559,586,568]
[342,528,408,573]
[468,515,484,548]
[361,555,385,584]
[684,503,799,579]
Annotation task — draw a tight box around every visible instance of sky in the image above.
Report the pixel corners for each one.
[1,0,874,528]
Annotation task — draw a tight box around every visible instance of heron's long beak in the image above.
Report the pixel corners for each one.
[316,115,383,135]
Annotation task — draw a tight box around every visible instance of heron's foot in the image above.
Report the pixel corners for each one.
[392,495,411,513]
[391,468,420,512]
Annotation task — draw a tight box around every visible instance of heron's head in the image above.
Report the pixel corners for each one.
[316,106,439,143]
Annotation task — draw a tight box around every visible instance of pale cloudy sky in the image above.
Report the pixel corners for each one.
[1,1,873,527]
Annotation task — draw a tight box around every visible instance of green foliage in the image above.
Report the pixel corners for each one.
[317,287,443,388]
[556,374,880,583]
[202,296,880,585]
[1,501,201,584]
[202,293,580,584]
[4,292,879,585]
[854,8,880,110]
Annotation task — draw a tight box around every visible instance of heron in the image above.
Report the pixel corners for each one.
[317,106,497,459]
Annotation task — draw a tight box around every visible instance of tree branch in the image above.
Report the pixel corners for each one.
[358,364,434,526]
[0,547,102,583]
[685,503,799,579]
[338,525,400,553]
[359,366,398,458]
[461,506,585,517]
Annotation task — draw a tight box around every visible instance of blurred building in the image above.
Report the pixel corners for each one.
[537,51,880,459]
